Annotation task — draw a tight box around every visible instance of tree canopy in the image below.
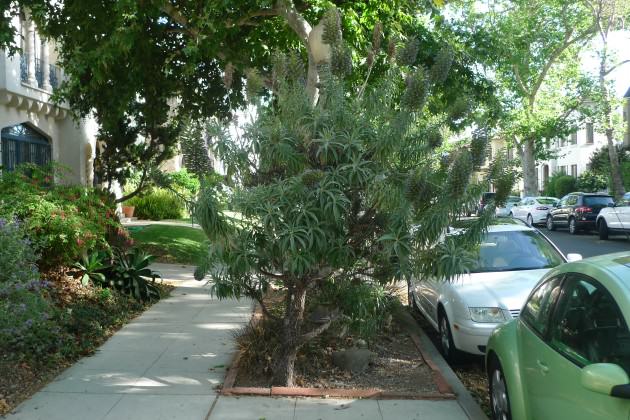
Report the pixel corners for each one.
[0,0,499,189]
[448,0,597,195]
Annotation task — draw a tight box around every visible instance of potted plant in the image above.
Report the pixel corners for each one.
[122,205,135,218]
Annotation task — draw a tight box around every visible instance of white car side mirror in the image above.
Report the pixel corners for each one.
[566,253,582,262]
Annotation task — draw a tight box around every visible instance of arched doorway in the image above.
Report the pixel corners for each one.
[1,123,51,171]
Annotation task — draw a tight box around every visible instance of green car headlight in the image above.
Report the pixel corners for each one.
[469,307,506,323]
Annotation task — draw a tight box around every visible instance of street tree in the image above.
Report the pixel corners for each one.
[194,8,516,386]
[582,0,630,198]
[450,0,596,195]
[12,0,495,192]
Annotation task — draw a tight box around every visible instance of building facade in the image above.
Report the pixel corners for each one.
[0,12,96,185]
[536,92,630,192]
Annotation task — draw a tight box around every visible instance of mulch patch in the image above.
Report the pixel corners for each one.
[223,293,455,399]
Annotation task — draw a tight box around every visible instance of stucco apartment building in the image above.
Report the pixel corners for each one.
[536,89,630,191]
[480,88,630,195]
[0,11,97,185]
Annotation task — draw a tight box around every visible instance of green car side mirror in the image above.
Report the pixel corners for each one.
[581,363,630,399]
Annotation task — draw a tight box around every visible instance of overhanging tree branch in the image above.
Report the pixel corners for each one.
[161,2,200,39]
[604,59,630,76]
[529,25,595,103]
[225,8,280,28]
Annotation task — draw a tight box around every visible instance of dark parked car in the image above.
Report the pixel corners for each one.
[546,192,615,234]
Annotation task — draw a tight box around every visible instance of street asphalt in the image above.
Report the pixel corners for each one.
[541,228,630,258]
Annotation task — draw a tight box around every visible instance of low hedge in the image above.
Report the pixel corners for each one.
[126,189,184,220]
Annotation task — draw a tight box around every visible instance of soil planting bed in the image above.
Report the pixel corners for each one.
[222,294,455,400]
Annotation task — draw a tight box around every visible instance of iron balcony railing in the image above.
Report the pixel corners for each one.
[20,53,28,82]
[49,64,60,89]
[19,53,61,91]
[34,57,43,87]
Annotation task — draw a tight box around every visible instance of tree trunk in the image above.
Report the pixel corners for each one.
[605,128,625,198]
[306,50,320,106]
[599,46,626,199]
[521,139,539,196]
[272,284,307,386]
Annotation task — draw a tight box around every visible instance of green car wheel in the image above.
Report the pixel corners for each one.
[489,356,512,420]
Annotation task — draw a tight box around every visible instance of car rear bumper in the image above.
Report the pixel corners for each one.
[576,219,596,229]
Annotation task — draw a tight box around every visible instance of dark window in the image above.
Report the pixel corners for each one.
[571,164,577,178]
[521,276,564,337]
[584,196,614,207]
[586,123,594,144]
[1,124,51,171]
[570,131,578,145]
[550,274,630,374]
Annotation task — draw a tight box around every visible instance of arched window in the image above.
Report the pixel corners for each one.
[1,123,51,171]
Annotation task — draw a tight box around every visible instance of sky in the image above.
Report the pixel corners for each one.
[582,31,630,97]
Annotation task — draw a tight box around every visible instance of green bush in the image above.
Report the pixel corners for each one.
[127,189,184,220]
[0,219,70,362]
[576,170,608,193]
[623,162,630,190]
[0,280,70,363]
[0,164,122,268]
[0,218,39,284]
[554,175,577,198]
[317,279,394,339]
[542,172,563,197]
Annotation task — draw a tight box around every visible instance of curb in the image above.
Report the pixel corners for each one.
[413,325,490,420]
[220,301,457,400]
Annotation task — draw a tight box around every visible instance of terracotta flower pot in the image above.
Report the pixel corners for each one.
[122,205,135,218]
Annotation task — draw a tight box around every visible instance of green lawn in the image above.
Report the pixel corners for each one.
[129,225,207,265]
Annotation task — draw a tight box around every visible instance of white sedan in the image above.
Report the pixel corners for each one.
[411,220,580,361]
[510,196,559,226]
[495,196,521,217]
[596,192,630,239]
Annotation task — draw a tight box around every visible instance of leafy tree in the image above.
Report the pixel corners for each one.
[581,0,630,198]
[576,170,608,192]
[12,0,494,190]
[194,13,515,386]
[450,0,597,195]
[588,144,630,190]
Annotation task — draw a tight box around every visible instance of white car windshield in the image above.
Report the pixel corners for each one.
[471,230,564,273]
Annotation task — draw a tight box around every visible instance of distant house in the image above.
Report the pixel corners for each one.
[476,86,630,195]
[536,89,630,191]
[0,11,97,185]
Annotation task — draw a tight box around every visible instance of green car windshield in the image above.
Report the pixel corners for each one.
[471,230,564,273]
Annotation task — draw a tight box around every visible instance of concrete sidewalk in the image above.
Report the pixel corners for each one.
[6,264,472,420]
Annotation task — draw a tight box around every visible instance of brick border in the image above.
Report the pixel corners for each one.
[220,302,456,400]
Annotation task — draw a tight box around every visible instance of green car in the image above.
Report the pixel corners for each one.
[486,252,630,420]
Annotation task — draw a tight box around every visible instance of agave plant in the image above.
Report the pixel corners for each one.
[72,252,109,286]
[107,248,162,302]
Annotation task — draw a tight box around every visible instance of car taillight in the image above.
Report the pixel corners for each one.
[536,206,549,210]
[575,206,593,213]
